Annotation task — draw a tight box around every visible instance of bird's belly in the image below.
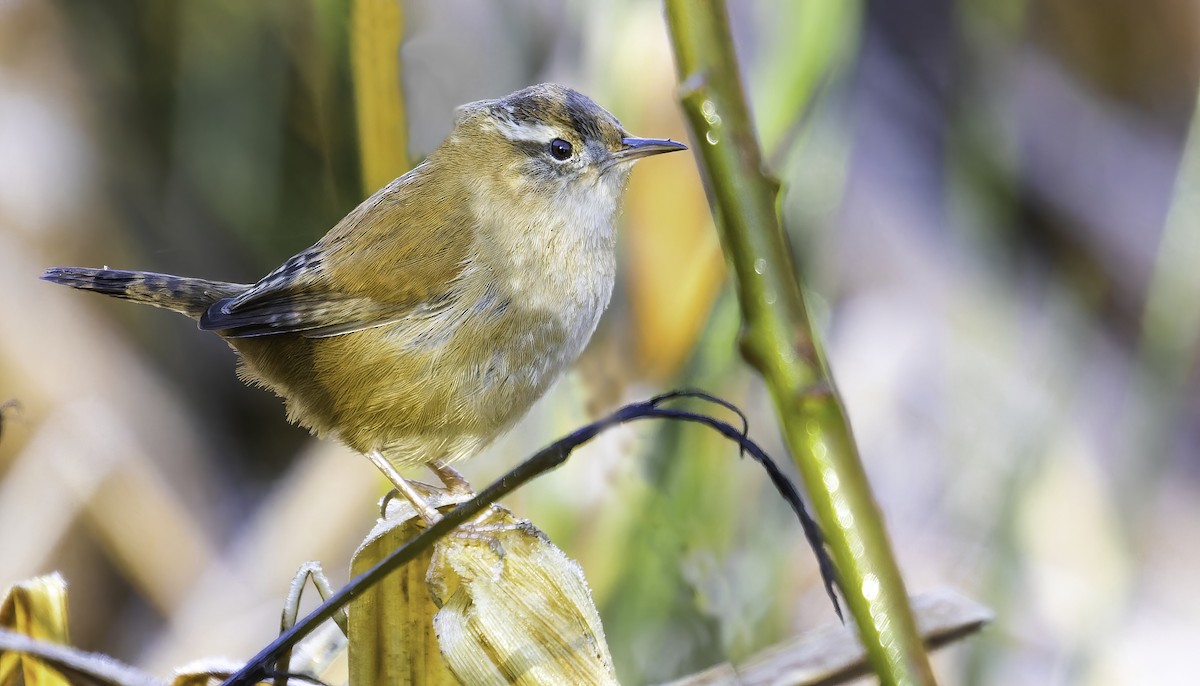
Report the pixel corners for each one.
[260,302,589,465]
[230,271,608,470]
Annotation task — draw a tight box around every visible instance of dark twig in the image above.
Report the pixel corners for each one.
[222,393,837,686]
[650,388,752,456]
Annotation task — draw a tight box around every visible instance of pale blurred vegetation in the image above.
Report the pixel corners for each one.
[1,0,1199,684]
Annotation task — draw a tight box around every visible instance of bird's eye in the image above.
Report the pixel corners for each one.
[549,138,573,161]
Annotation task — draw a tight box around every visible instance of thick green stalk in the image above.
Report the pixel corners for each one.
[664,2,936,683]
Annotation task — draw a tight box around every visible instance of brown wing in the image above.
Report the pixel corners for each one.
[199,165,474,338]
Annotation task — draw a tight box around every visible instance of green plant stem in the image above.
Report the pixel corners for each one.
[664,2,936,683]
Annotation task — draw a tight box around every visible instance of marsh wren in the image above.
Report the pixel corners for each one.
[42,83,686,520]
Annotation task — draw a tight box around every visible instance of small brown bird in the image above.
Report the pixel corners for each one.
[42,83,685,520]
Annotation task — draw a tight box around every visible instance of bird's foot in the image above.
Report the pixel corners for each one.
[366,450,444,524]
[442,508,536,558]
[429,460,474,497]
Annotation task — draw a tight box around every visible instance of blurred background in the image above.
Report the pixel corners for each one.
[2,0,1199,683]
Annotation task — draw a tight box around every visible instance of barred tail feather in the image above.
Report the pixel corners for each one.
[41,267,249,320]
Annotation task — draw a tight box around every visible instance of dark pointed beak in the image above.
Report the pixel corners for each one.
[614,136,688,162]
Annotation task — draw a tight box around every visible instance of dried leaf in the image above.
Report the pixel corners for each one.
[0,573,71,686]
[428,507,618,685]
[348,483,619,685]
[347,485,468,686]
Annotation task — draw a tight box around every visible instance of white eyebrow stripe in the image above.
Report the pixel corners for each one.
[488,118,560,143]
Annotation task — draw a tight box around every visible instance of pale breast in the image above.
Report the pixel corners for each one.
[296,258,609,467]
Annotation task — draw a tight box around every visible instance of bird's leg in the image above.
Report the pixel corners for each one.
[429,460,474,496]
[366,450,442,524]
[428,461,515,531]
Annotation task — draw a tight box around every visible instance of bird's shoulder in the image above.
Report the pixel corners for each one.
[318,163,478,302]
[201,163,482,338]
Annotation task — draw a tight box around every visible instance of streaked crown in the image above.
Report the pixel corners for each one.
[453,83,686,184]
